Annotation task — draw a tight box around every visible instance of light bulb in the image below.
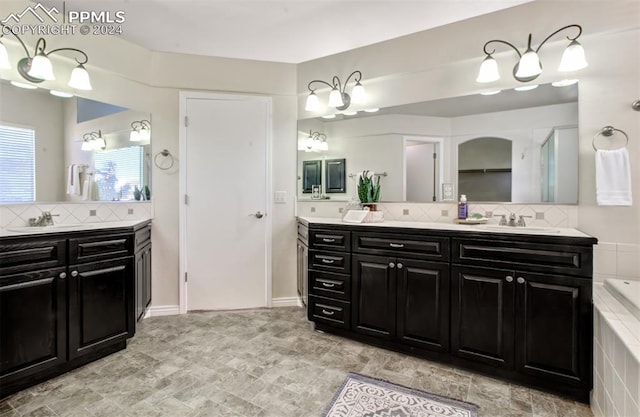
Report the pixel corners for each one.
[515,48,542,78]
[476,54,500,83]
[28,53,55,80]
[305,91,321,112]
[351,81,366,104]
[68,64,92,90]
[328,88,344,108]
[558,40,588,72]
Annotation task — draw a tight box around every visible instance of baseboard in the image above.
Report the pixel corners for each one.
[272,297,302,307]
[146,305,180,317]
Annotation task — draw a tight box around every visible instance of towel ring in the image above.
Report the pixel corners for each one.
[592,126,629,151]
[154,149,175,170]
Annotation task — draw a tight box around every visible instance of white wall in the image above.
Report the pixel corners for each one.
[0,85,65,201]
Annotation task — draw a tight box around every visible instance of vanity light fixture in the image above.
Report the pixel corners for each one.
[0,27,93,90]
[304,130,328,152]
[305,70,366,112]
[476,24,587,84]
[130,120,151,142]
[81,131,105,151]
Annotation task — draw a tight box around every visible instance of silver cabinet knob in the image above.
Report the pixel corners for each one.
[505,276,513,283]
[397,263,403,269]
[389,262,395,268]
[517,277,525,284]
[252,211,265,219]
[59,272,67,279]
[71,270,79,277]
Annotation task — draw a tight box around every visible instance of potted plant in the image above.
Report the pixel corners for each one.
[357,170,381,210]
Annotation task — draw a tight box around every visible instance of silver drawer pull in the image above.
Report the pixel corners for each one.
[389,243,404,248]
[506,276,514,283]
[71,270,79,277]
[322,238,336,243]
[397,263,403,269]
[59,272,67,279]
[389,262,395,268]
[321,259,335,264]
[517,277,526,284]
[321,309,335,316]
[322,282,336,288]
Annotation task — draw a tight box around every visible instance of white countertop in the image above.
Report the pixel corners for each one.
[0,219,150,238]
[297,216,594,239]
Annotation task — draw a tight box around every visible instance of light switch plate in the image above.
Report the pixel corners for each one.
[274,191,287,204]
[442,183,454,201]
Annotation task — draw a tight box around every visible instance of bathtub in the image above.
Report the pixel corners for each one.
[604,278,640,322]
[592,279,640,417]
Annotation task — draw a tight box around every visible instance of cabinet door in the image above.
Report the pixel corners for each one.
[396,259,449,352]
[451,265,515,369]
[135,250,145,322]
[352,254,396,339]
[68,257,134,360]
[0,268,67,393]
[515,272,591,386]
[143,245,152,311]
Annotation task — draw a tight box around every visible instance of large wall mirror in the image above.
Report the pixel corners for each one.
[297,82,578,204]
[0,81,151,203]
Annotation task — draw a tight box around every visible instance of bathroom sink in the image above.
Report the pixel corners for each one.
[7,224,93,233]
[477,225,560,234]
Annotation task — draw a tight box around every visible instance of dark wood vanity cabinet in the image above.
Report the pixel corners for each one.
[0,221,151,399]
[134,224,152,323]
[304,220,596,402]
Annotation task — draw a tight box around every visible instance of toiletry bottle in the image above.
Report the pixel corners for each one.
[458,195,468,219]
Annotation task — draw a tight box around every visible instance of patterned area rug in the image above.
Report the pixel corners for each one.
[324,373,479,417]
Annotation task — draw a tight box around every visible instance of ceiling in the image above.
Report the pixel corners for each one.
[39,0,532,63]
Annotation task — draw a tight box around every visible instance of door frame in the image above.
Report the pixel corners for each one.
[178,91,273,314]
[402,136,444,201]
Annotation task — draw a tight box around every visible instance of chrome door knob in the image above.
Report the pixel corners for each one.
[517,277,525,284]
[252,211,265,219]
[505,276,513,283]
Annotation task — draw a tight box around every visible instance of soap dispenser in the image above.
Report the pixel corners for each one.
[458,195,468,219]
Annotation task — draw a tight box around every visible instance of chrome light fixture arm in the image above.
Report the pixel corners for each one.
[306,70,363,111]
[534,24,582,54]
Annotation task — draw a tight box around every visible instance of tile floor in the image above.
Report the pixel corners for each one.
[0,307,593,417]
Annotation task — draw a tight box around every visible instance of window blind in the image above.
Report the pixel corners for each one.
[0,125,35,203]
[93,146,143,201]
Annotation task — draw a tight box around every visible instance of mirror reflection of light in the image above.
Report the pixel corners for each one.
[514,85,538,91]
[10,80,37,89]
[50,90,74,98]
[343,111,358,116]
[480,90,501,96]
[364,108,380,113]
[321,114,336,119]
[552,79,578,87]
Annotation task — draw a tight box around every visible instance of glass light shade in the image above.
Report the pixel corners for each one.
[476,55,500,83]
[304,91,320,112]
[139,127,151,141]
[305,136,314,150]
[28,53,55,80]
[130,130,141,142]
[515,48,542,78]
[50,90,73,98]
[81,140,94,151]
[94,137,106,149]
[328,88,344,107]
[319,141,329,152]
[68,64,92,90]
[0,41,11,70]
[351,81,366,104]
[558,40,588,72]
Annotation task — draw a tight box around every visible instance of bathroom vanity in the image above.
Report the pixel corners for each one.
[299,217,597,402]
[0,220,151,399]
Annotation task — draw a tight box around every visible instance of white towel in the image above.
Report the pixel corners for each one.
[596,148,632,206]
[66,164,81,195]
[81,176,95,201]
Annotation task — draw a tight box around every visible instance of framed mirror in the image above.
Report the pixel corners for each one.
[297,81,578,204]
[0,81,152,203]
[325,158,346,193]
[302,160,322,194]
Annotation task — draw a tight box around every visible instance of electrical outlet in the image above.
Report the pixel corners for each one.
[441,210,448,217]
[89,210,97,216]
[128,209,134,215]
[536,212,545,220]
[274,191,287,204]
[310,207,316,213]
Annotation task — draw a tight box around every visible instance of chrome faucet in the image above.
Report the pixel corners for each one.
[507,213,517,227]
[29,211,59,227]
[517,215,532,227]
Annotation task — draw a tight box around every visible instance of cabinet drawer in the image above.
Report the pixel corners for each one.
[310,250,351,274]
[453,238,592,277]
[309,270,350,300]
[310,230,350,251]
[0,238,66,276]
[308,295,351,329]
[134,225,151,251]
[353,232,449,261]
[69,234,132,264]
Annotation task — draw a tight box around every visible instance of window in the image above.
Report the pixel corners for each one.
[93,146,144,201]
[0,125,35,203]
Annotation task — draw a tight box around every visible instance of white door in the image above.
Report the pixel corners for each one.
[182,94,271,311]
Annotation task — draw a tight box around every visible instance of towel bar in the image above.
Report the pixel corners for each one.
[593,126,629,151]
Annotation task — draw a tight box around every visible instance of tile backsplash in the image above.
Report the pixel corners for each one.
[296,200,579,228]
[0,202,153,230]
